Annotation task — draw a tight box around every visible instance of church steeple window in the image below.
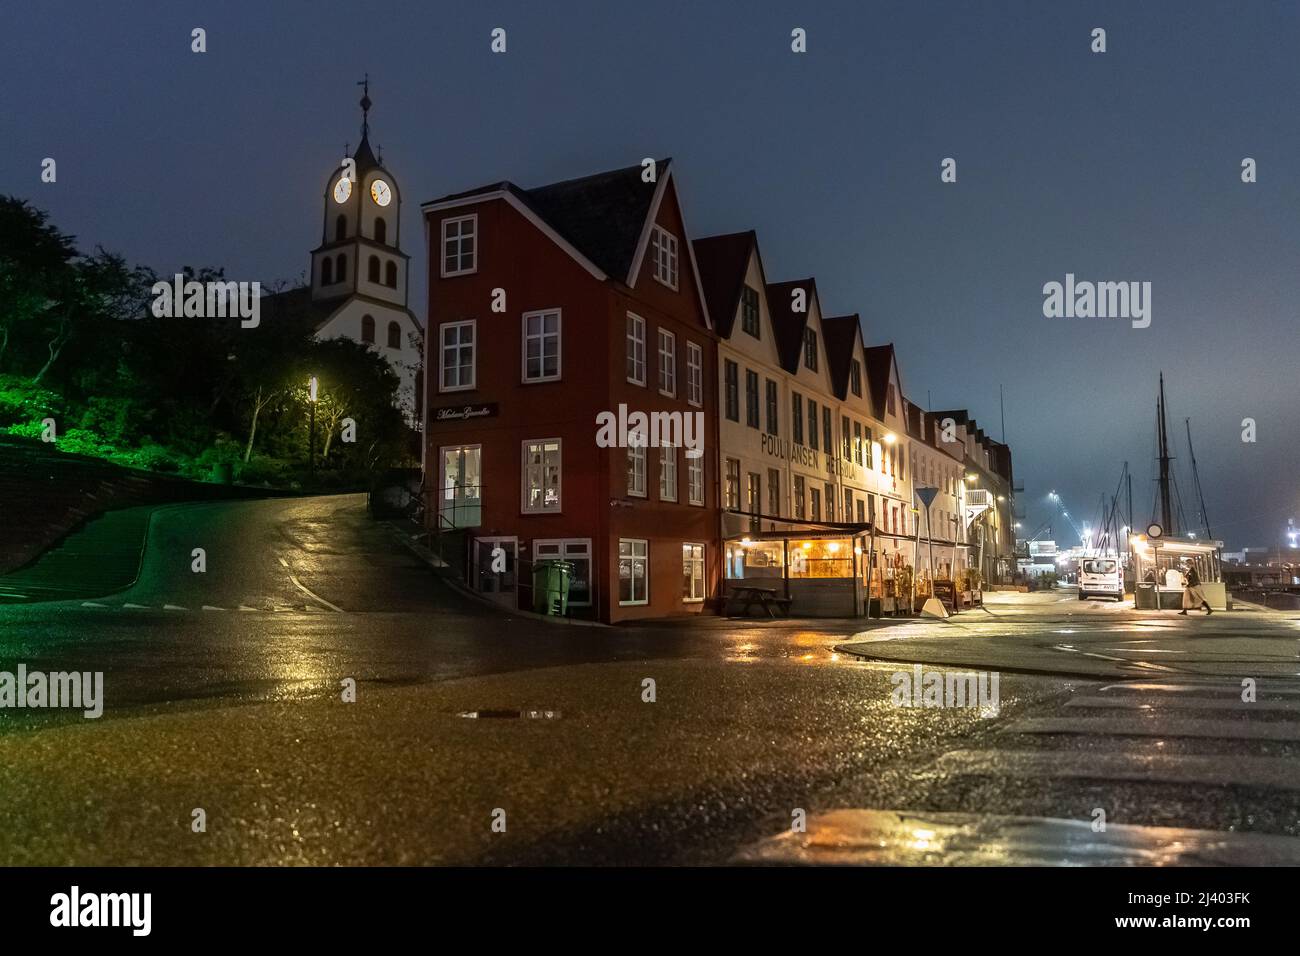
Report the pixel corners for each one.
[335,214,347,242]
[361,315,375,344]
[336,253,347,281]
[321,258,333,285]
[368,255,381,283]
[374,217,387,244]
[385,261,397,288]
[387,321,401,349]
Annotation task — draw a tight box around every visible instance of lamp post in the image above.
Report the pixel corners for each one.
[308,375,318,483]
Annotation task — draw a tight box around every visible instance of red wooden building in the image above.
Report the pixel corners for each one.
[421,159,720,622]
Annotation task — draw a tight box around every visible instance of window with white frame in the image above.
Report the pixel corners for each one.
[439,320,475,391]
[657,328,676,396]
[441,215,477,277]
[687,451,704,506]
[650,225,678,289]
[626,312,646,385]
[439,445,481,527]
[619,539,648,605]
[522,310,561,382]
[626,443,646,497]
[682,543,705,602]
[534,539,591,606]
[521,439,561,513]
[686,341,703,406]
[659,446,677,501]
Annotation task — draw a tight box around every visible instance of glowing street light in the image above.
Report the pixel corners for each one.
[308,374,319,481]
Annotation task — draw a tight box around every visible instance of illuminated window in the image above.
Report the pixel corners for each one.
[522,439,561,513]
[683,543,705,602]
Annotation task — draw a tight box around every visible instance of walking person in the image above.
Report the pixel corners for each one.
[1178,561,1212,616]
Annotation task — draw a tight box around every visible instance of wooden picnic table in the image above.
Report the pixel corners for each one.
[727,585,792,619]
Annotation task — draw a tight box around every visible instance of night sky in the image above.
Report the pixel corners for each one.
[5,1,1297,548]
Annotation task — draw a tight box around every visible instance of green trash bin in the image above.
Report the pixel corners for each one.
[531,560,573,615]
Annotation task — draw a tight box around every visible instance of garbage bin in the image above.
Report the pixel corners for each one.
[531,560,573,615]
[1134,582,1157,610]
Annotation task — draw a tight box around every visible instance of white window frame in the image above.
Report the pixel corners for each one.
[650,225,679,290]
[534,538,592,607]
[659,445,677,502]
[626,312,646,386]
[441,214,478,278]
[521,309,562,383]
[618,538,649,606]
[627,443,646,498]
[521,438,562,514]
[439,319,476,392]
[686,341,703,407]
[683,542,705,603]
[687,451,704,506]
[657,327,676,397]
[439,444,482,528]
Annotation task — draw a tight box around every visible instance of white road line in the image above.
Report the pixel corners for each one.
[933,749,1300,791]
[278,556,344,613]
[122,603,149,609]
[1002,717,1300,742]
[1065,696,1297,712]
[201,605,225,611]
[163,604,187,611]
[81,602,108,608]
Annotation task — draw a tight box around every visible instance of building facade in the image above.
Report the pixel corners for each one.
[421,159,720,623]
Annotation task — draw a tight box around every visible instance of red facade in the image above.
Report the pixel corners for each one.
[422,164,720,622]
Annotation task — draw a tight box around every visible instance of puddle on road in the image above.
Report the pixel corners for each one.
[457,708,562,720]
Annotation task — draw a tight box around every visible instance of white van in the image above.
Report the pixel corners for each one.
[1078,557,1123,601]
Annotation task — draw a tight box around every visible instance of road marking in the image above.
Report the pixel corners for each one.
[1098,681,1300,697]
[201,605,225,611]
[122,603,149,609]
[933,749,1300,791]
[237,605,258,611]
[1066,696,1297,712]
[1002,717,1300,742]
[277,555,344,613]
[163,604,187,611]
[81,602,108,608]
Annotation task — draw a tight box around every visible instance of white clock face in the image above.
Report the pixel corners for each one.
[333,176,352,203]
[370,179,392,207]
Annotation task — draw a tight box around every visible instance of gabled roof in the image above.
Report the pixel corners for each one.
[423,159,669,283]
[766,278,820,374]
[819,314,862,400]
[693,230,763,339]
[863,343,902,421]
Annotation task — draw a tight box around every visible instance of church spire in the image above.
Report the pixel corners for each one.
[358,73,371,140]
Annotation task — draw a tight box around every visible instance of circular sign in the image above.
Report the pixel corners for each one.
[1146,523,1163,539]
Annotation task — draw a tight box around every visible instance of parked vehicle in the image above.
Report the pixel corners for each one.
[1077,557,1123,601]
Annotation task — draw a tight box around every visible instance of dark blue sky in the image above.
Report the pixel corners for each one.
[5,1,1297,547]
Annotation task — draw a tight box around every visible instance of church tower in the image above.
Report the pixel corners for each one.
[299,78,422,422]
[311,79,409,308]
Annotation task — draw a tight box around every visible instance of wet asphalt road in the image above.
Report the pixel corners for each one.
[2,495,1299,865]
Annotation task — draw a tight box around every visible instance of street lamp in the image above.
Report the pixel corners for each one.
[308,375,318,482]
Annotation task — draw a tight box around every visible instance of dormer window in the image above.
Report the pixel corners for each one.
[803,328,818,371]
[850,359,862,397]
[740,286,760,338]
[650,225,678,290]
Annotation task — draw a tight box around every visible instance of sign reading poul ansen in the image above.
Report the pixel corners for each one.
[433,403,499,422]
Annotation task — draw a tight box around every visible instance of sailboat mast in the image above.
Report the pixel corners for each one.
[1157,373,1174,534]
[1186,417,1212,539]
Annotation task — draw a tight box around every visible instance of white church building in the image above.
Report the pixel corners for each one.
[262,83,423,422]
